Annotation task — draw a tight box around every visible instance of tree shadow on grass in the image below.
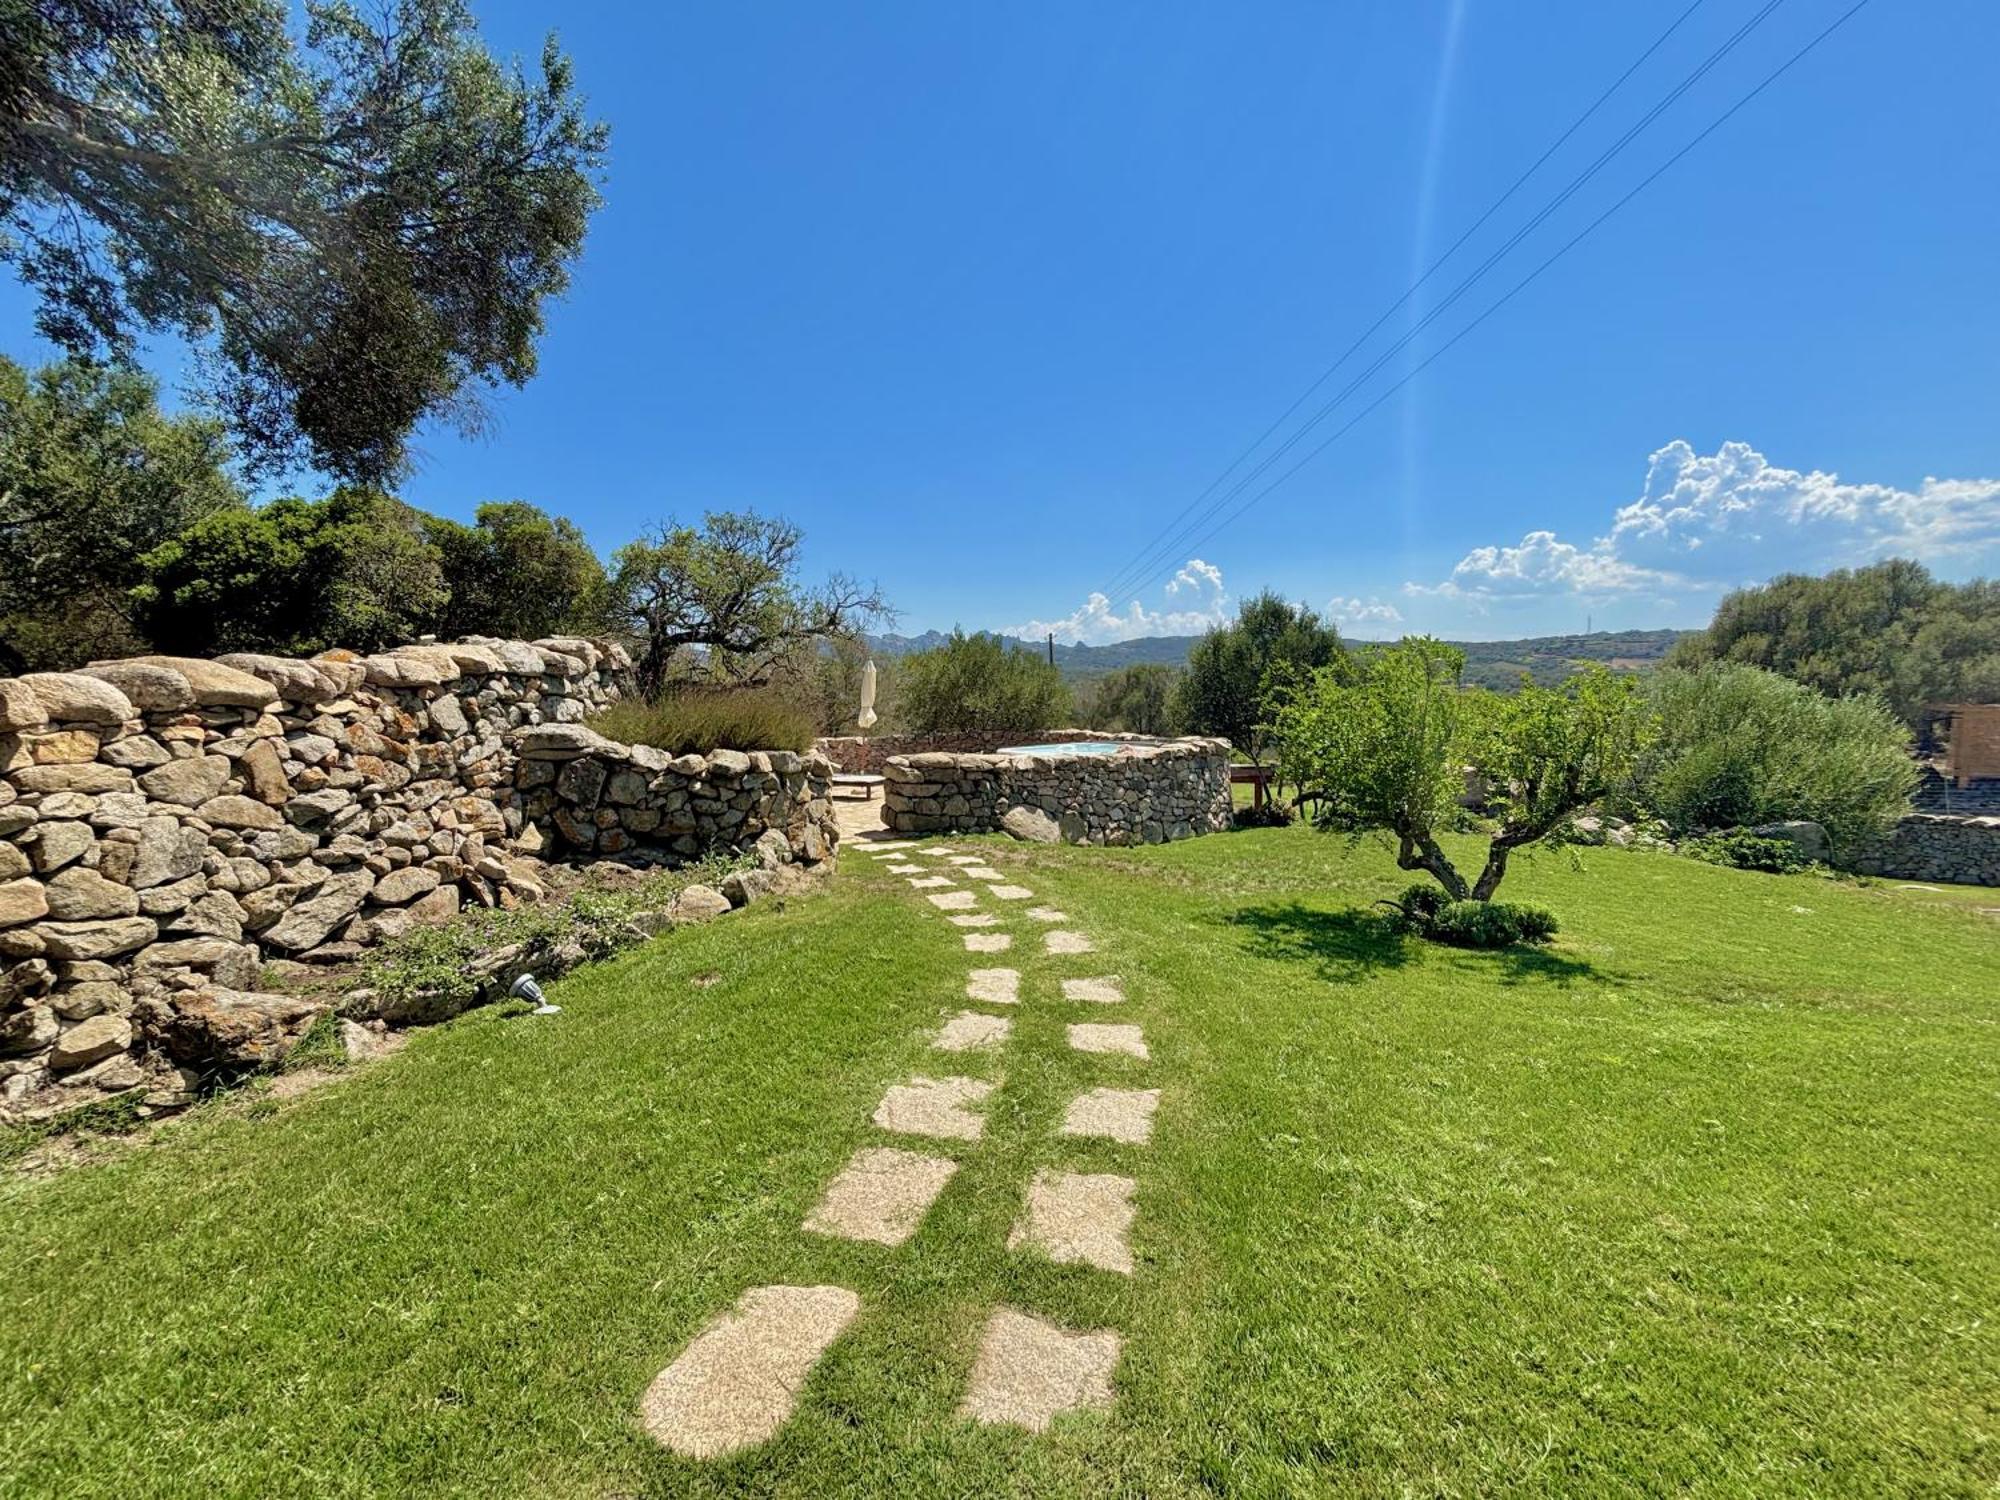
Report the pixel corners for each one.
[1226,902,1416,984]
[1227,901,1606,987]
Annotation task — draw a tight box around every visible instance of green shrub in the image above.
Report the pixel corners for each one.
[1424,900,1560,949]
[1231,801,1294,829]
[1636,664,1916,854]
[588,688,814,755]
[1388,881,1447,926]
[1680,830,1810,874]
[897,631,1071,732]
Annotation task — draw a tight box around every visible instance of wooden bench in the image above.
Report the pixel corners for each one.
[1228,763,1274,810]
[831,772,887,801]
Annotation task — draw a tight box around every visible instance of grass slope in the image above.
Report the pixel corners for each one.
[1,833,1994,1496]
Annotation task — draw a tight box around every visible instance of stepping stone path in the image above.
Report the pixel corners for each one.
[644,834,1166,1455]
[873,1075,993,1141]
[1068,1023,1148,1060]
[639,1285,861,1458]
[960,1307,1121,1432]
[1061,976,1125,1004]
[935,1010,1011,1052]
[1061,1087,1160,1145]
[805,1148,958,1246]
[1009,1169,1138,1274]
[965,968,1019,1005]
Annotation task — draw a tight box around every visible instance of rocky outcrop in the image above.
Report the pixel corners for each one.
[881,737,1234,846]
[1,637,839,1119]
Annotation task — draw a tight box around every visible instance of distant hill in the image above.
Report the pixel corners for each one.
[863,627,1694,689]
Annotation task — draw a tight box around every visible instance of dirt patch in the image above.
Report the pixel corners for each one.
[963,933,1013,953]
[1009,1169,1136,1274]
[872,1076,994,1141]
[1067,1023,1148,1060]
[638,1284,861,1458]
[934,1011,1012,1052]
[804,1148,957,1246]
[959,1307,1121,1432]
[965,968,1019,1005]
[1061,1087,1159,1145]
[1061,976,1125,1004]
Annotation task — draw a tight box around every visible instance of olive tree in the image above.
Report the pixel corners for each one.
[1274,637,1651,901]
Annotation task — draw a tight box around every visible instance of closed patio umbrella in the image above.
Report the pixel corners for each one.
[857,659,878,730]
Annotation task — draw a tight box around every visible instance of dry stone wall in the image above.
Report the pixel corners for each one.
[0,638,837,1118]
[1841,813,2000,886]
[816,729,1106,776]
[881,736,1233,845]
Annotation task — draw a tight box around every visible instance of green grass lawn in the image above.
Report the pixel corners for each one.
[2,830,1995,1497]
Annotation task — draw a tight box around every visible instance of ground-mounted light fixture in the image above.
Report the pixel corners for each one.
[510,973,560,1016]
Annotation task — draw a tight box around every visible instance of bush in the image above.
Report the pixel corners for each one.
[588,688,815,755]
[1680,830,1810,874]
[1382,883,1557,947]
[1425,900,1560,949]
[1231,801,1295,829]
[1636,664,1917,854]
[897,631,1071,732]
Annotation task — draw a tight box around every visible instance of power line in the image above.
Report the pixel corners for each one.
[1095,0,1785,608]
[1115,0,1874,602]
[1094,0,1713,609]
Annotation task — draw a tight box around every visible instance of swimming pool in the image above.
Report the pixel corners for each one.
[996,741,1131,757]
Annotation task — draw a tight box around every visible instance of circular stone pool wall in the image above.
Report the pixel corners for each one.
[880,734,1234,845]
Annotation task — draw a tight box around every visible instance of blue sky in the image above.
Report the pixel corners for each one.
[7,1,1998,642]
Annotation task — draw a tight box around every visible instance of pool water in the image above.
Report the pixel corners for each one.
[996,741,1131,757]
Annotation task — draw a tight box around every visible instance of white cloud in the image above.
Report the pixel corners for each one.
[1325,596,1404,637]
[1007,558,1229,645]
[1419,439,2000,604]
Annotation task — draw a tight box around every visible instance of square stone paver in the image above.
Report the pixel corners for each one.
[638,1284,861,1458]
[947,913,1000,928]
[886,863,924,875]
[959,1307,1121,1432]
[963,932,1013,953]
[959,865,1004,881]
[1044,930,1094,954]
[1009,1169,1136,1274]
[872,1076,994,1140]
[966,968,1019,1005]
[934,1010,1012,1052]
[1061,976,1125,1004]
[1067,1023,1148,1060]
[908,875,955,889]
[928,891,979,911]
[1024,907,1068,923]
[1061,1087,1159,1145]
[804,1148,957,1246]
[987,885,1035,901]
[946,855,984,866]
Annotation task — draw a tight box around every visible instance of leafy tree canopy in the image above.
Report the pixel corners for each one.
[1275,638,1651,901]
[1172,591,1343,763]
[428,501,608,642]
[1080,663,1180,736]
[606,511,889,696]
[1,0,607,481]
[1670,560,2000,727]
[898,631,1072,734]
[0,353,243,671]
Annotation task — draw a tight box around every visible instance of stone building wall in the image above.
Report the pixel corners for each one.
[880,737,1234,845]
[1841,813,2000,886]
[0,638,837,1116]
[815,729,1106,776]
